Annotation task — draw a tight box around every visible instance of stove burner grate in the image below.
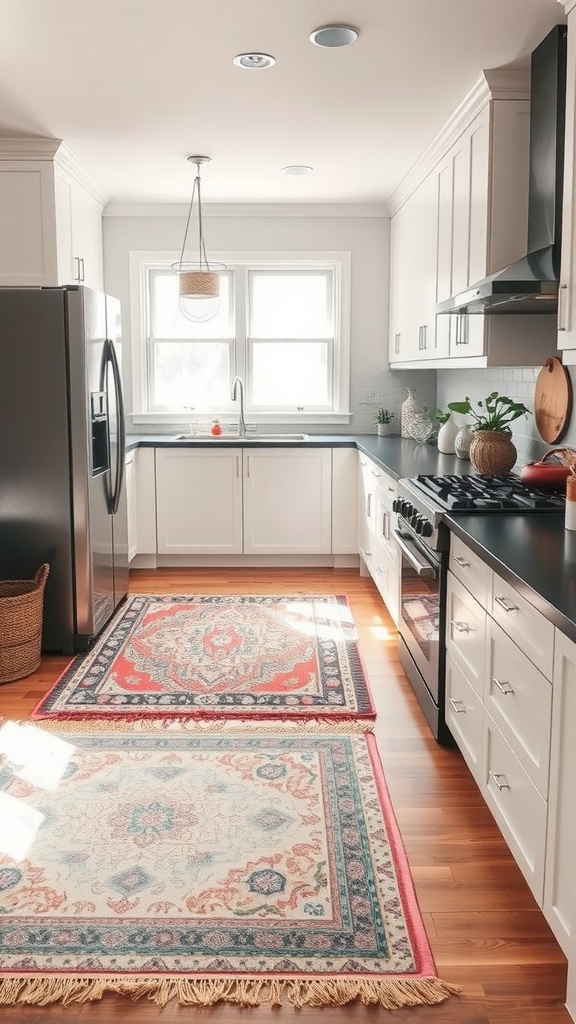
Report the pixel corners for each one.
[412,473,565,512]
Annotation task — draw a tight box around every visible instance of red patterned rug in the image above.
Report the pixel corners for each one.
[32,595,375,721]
[0,720,459,1009]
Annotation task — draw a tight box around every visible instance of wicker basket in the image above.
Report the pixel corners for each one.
[0,564,50,684]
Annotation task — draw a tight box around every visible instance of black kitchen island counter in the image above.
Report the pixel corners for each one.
[445,512,576,644]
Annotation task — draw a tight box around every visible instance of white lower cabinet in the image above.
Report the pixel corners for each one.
[357,452,399,624]
[156,448,243,554]
[445,538,555,907]
[243,448,332,554]
[483,710,548,903]
[544,629,576,956]
[125,451,138,563]
[155,447,332,556]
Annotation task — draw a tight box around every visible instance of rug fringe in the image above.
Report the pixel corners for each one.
[25,716,374,735]
[0,976,461,1008]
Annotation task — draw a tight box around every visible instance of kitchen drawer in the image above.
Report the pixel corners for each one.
[445,571,486,697]
[449,534,492,609]
[483,711,548,905]
[446,652,484,785]
[491,572,554,679]
[367,535,399,626]
[486,618,552,797]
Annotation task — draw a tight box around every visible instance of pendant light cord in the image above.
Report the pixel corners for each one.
[178,164,211,272]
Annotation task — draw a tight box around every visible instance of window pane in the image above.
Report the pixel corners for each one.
[249,272,332,338]
[252,342,329,406]
[150,269,233,338]
[152,342,230,408]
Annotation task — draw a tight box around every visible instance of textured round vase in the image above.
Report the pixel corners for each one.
[454,423,475,460]
[401,389,420,438]
[377,423,393,436]
[437,413,458,454]
[469,430,517,474]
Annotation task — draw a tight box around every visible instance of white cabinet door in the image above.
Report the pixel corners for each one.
[156,449,243,554]
[331,448,358,554]
[55,168,104,290]
[544,629,576,955]
[134,448,157,555]
[125,452,138,563]
[0,161,58,285]
[389,200,419,362]
[243,448,332,554]
[558,9,576,359]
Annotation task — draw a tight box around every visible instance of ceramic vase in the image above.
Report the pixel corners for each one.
[401,389,420,438]
[469,430,517,474]
[377,423,393,436]
[437,412,458,454]
[454,423,475,460]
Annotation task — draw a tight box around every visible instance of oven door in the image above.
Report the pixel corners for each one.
[393,523,444,701]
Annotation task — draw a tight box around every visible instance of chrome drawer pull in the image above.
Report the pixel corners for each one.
[494,595,518,613]
[451,620,470,633]
[454,556,470,568]
[489,771,510,791]
[493,677,514,696]
[449,698,465,714]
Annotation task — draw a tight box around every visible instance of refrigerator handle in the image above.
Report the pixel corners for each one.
[106,338,126,515]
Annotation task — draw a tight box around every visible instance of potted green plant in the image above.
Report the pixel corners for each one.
[376,408,395,436]
[447,392,530,473]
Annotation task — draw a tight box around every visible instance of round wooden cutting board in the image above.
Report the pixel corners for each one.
[534,357,573,443]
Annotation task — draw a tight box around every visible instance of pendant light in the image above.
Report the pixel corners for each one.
[173,156,225,323]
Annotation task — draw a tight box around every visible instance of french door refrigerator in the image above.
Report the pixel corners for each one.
[0,286,128,653]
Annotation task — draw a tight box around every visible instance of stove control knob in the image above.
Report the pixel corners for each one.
[402,501,413,518]
[421,520,433,538]
[410,513,420,529]
[392,499,400,513]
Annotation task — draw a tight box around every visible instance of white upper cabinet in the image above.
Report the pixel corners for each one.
[389,69,558,368]
[0,138,107,290]
[558,2,576,362]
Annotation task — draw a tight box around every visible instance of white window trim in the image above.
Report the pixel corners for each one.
[129,250,351,425]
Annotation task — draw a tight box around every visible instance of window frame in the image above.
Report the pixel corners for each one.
[129,250,351,425]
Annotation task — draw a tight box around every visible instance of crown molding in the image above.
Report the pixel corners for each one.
[0,135,63,159]
[386,67,530,217]
[104,201,388,218]
[558,0,576,12]
[55,143,110,207]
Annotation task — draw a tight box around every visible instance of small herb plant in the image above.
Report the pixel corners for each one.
[447,392,530,432]
[376,408,394,424]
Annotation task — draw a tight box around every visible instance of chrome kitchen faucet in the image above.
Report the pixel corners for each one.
[231,376,246,437]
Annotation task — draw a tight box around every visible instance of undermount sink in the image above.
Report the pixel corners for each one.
[173,433,309,442]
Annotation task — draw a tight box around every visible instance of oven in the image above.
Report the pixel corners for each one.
[392,472,566,746]
[392,491,451,744]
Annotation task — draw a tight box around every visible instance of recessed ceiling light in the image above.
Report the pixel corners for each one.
[282,165,313,176]
[233,52,276,70]
[309,25,359,48]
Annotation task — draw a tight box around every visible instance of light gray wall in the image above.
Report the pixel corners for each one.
[437,364,576,468]
[103,207,436,434]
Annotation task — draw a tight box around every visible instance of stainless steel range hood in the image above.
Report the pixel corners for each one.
[436,24,567,316]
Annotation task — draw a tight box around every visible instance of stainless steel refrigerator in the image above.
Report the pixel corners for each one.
[0,286,128,653]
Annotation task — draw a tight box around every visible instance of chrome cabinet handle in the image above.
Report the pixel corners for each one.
[454,556,470,567]
[73,255,81,281]
[494,595,517,613]
[558,282,568,331]
[372,470,382,478]
[236,455,240,478]
[449,698,465,714]
[394,332,401,354]
[367,494,372,518]
[451,620,470,633]
[493,677,514,696]
[489,771,510,791]
[79,257,85,282]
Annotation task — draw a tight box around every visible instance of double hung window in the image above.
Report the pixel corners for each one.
[130,251,350,423]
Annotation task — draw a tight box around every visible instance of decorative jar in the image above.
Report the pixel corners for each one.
[454,423,475,460]
[401,389,420,438]
[437,412,459,454]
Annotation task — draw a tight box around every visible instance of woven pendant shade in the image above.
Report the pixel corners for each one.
[179,270,220,300]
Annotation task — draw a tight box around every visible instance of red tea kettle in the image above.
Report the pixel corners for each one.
[519,448,576,491]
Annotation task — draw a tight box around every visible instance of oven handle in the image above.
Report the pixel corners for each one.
[392,529,436,578]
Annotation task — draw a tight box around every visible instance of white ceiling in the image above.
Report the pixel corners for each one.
[0,0,565,205]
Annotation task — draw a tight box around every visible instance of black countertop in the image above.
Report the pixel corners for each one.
[125,432,575,641]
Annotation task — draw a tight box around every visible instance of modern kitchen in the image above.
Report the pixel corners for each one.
[1,0,576,1020]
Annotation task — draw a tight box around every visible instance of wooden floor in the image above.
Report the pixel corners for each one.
[0,567,570,1023]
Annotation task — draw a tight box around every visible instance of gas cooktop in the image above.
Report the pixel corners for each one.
[409,473,565,512]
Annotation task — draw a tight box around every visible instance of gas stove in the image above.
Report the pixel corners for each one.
[395,473,565,551]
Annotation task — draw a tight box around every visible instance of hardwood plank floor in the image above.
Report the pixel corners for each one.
[0,567,570,1023]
